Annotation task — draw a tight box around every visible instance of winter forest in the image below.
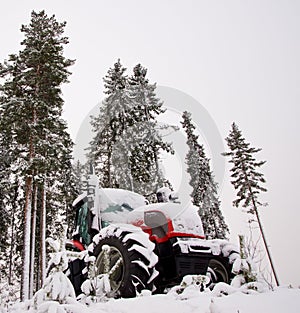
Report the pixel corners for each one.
[0,9,299,313]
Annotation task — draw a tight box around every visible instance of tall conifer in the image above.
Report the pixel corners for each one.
[88,61,173,200]
[0,11,74,299]
[89,59,132,187]
[223,122,279,286]
[128,64,173,197]
[182,111,229,239]
[222,123,267,210]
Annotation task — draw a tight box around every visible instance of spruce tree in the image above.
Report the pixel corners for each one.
[128,63,165,120]
[223,122,279,286]
[128,64,173,198]
[222,122,267,210]
[88,59,132,188]
[0,10,74,299]
[182,111,229,239]
[88,61,173,200]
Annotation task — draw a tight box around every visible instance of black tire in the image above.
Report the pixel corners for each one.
[90,225,158,298]
[207,258,231,287]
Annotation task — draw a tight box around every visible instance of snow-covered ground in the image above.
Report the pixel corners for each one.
[84,287,300,313]
[3,285,299,313]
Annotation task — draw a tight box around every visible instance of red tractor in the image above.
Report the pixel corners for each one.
[67,174,239,298]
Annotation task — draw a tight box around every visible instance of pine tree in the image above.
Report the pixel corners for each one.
[181,111,208,206]
[182,111,229,239]
[201,179,229,239]
[0,68,24,290]
[0,11,74,299]
[223,122,279,286]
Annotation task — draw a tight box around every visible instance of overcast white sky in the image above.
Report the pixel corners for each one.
[1,1,299,286]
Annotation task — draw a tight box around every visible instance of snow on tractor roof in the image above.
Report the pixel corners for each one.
[97,188,148,226]
[72,188,146,210]
[98,188,147,212]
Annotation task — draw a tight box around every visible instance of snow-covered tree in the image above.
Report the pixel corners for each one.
[0,96,24,287]
[223,122,279,286]
[201,179,229,239]
[128,63,165,121]
[88,59,132,188]
[0,10,74,300]
[88,61,173,200]
[127,63,173,197]
[33,227,76,311]
[72,160,87,195]
[0,142,10,254]
[182,111,229,239]
[222,122,267,210]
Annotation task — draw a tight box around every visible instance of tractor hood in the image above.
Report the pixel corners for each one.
[127,202,205,238]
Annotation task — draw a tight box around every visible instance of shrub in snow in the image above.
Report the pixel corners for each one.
[77,254,111,304]
[179,275,210,292]
[32,231,76,311]
[168,275,210,299]
[230,235,258,289]
[211,280,269,297]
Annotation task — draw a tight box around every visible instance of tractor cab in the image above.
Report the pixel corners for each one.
[72,188,147,247]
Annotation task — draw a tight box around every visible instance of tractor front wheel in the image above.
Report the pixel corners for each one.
[207,258,230,287]
[90,225,159,298]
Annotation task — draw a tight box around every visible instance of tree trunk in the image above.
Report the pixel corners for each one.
[29,184,38,298]
[21,175,33,301]
[212,214,219,239]
[241,158,280,287]
[107,148,112,187]
[8,182,18,285]
[251,200,280,286]
[39,182,46,287]
[22,85,37,299]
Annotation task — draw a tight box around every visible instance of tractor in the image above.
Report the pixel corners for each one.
[67,173,239,298]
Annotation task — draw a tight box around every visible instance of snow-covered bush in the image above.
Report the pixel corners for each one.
[32,229,76,311]
[77,252,111,305]
[230,235,258,289]
[168,274,210,299]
